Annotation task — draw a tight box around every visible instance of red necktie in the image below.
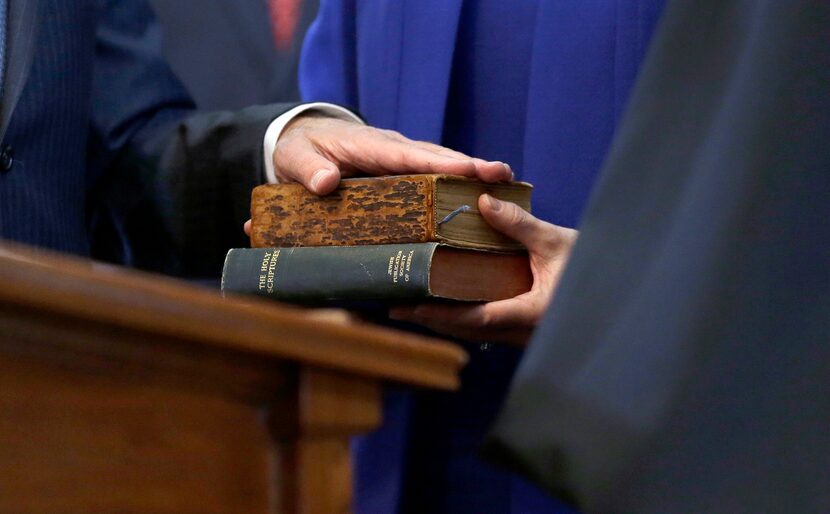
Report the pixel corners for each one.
[269,0,301,51]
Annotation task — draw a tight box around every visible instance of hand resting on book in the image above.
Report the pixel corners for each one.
[272,112,513,195]
[389,194,577,346]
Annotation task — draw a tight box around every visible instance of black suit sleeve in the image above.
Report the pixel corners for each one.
[110,103,301,277]
[483,0,830,512]
[87,0,302,276]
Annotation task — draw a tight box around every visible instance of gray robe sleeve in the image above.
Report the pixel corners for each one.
[483,0,830,512]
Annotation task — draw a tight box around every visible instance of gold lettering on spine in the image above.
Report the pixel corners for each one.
[265,249,281,293]
[258,251,272,291]
[392,250,403,283]
[387,249,415,286]
[404,250,414,282]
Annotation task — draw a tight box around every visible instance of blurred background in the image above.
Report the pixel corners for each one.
[149,0,319,109]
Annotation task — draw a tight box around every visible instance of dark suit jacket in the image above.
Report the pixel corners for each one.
[484,0,830,512]
[0,0,296,276]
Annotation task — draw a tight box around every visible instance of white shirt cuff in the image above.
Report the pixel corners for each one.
[262,102,364,184]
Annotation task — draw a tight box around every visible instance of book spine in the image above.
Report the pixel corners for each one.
[222,244,438,302]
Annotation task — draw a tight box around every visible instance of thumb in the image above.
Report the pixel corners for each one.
[478,194,549,249]
[272,136,342,195]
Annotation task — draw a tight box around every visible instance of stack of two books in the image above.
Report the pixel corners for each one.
[221,175,534,304]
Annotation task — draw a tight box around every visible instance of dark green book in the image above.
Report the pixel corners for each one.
[221,243,531,303]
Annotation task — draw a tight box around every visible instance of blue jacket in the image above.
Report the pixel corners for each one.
[301,0,665,227]
[300,1,665,512]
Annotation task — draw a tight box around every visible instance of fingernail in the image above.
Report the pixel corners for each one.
[503,163,514,180]
[310,169,332,192]
[484,194,502,212]
[491,161,513,180]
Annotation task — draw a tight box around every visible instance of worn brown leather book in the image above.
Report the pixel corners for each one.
[250,175,533,252]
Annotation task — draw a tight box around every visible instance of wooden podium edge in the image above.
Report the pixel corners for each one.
[0,242,467,391]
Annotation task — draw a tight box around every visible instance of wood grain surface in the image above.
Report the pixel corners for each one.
[0,241,466,390]
[0,240,467,514]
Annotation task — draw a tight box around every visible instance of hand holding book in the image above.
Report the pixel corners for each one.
[389,194,577,346]
[245,105,573,346]
[238,184,576,346]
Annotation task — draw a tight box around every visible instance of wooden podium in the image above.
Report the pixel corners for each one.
[0,243,467,514]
